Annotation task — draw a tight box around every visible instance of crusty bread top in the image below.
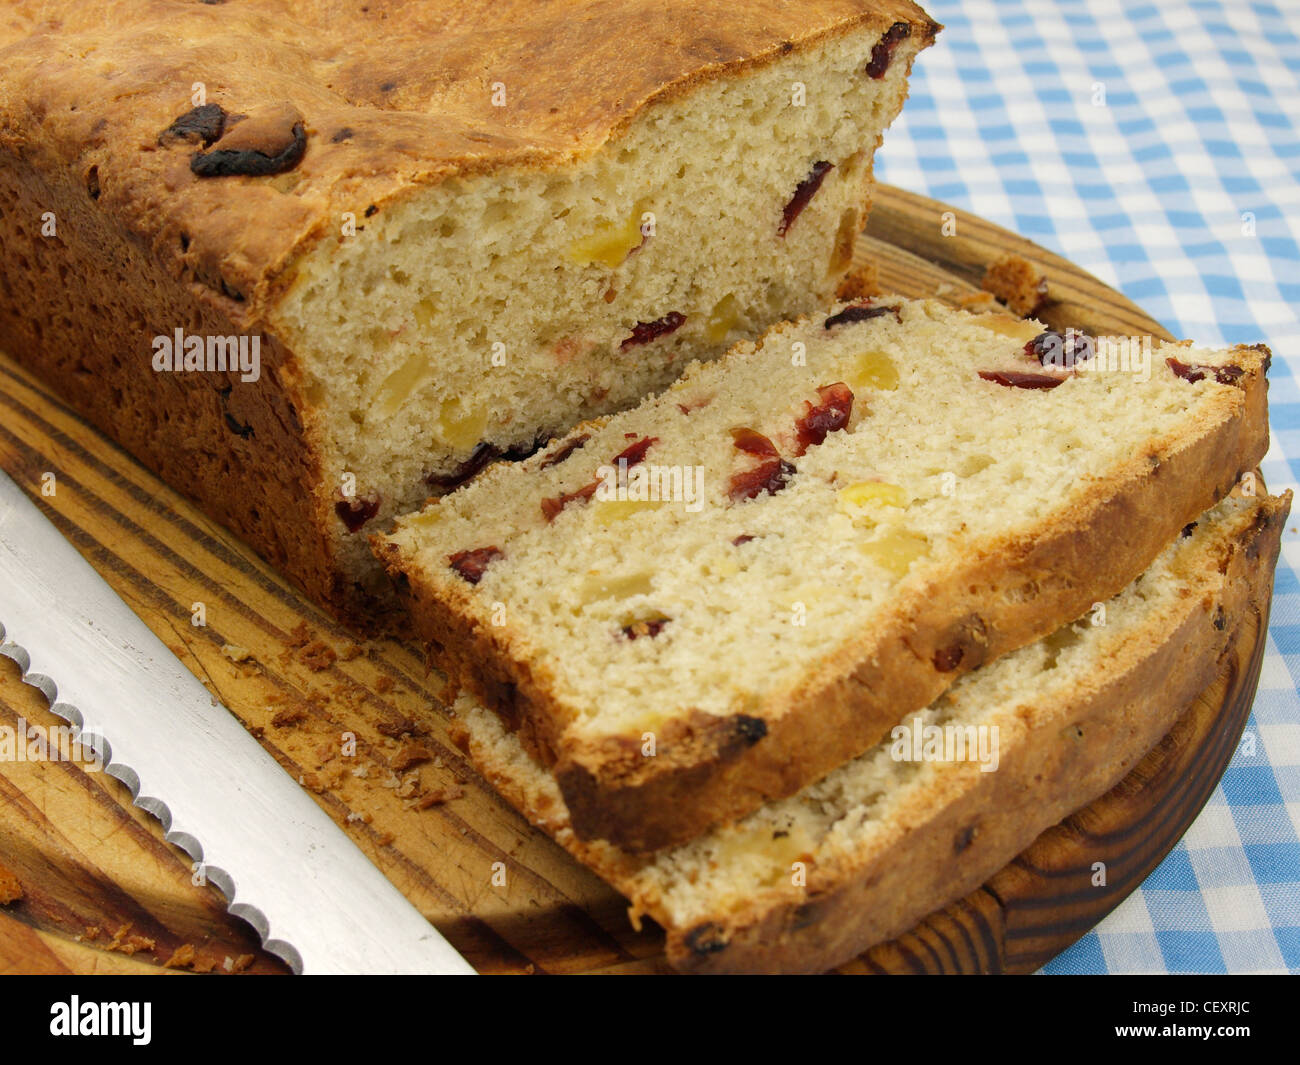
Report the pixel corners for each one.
[0,1,937,317]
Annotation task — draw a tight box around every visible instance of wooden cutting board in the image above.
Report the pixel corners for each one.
[0,185,1270,975]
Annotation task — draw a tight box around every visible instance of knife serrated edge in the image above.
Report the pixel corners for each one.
[0,470,474,974]
[0,624,308,971]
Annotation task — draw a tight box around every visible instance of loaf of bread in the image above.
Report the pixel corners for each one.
[0,0,937,624]
[455,491,1290,972]
[377,297,1272,851]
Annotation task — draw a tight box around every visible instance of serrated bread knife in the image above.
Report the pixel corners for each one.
[0,469,474,974]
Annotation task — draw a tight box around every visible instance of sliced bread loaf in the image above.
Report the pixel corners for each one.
[377,297,1272,850]
[455,491,1289,973]
[0,1,937,624]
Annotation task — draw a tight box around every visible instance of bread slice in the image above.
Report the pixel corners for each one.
[0,1,937,624]
[378,297,1272,851]
[454,491,1289,973]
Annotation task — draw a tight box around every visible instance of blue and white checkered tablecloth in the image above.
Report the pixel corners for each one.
[873,0,1300,974]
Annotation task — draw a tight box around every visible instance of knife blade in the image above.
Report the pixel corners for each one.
[0,469,475,974]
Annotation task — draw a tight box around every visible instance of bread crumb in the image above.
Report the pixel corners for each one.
[232,953,254,972]
[286,621,312,650]
[981,254,1049,317]
[221,643,253,663]
[272,705,308,728]
[390,740,434,772]
[375,831,395,846]
[340,643,364,662]
[107,923,156,956]
[299,640,337,672]
[834,262,880,301]
[413,782,465,808]
[375,675,395,694]
[376,713,418,738]
[164,943,197,969]
[955,290,1003,314]
[0,863,23,905]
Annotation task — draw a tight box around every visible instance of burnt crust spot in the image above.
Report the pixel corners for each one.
[683,922,729,956]
[933,615,990,673]
[1212,606,1226,631]
[733,715,767,746]
[217,384,253,438]
[954,823,978,853]
[223,411,254,438]
[158,103,230,148]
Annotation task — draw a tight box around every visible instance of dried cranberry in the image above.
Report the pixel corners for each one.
[539,433,590,469]
[613,436,658,468]
[729,427,780,458]
[622,617,669,640]
[866,21,911,80]
[541,480,599,521]
[448,546,503,584]
[1026,330,1093,369]
[620,312,686,352]
[728,428,795,502]
[426,442,500,490]
[732,534,756,546]
[335,494,380,532]
[823,302,900,329]
[778,161,834,237]
[426,435,546,491]
[794,383,854,455]
[192,108,307,178]
[978,369,1067,390]
[1166,357,1245,386]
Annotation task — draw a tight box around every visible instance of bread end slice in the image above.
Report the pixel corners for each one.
[456,489,1289,972]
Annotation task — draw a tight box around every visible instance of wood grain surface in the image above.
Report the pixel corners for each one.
[0,185,1268,974]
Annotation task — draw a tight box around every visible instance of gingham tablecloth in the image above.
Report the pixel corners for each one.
[873,0,1300,974]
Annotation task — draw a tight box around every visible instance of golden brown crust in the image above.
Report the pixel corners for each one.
[0,1,938,314]
[391,348,1273,851]
[462,491,1289,973]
